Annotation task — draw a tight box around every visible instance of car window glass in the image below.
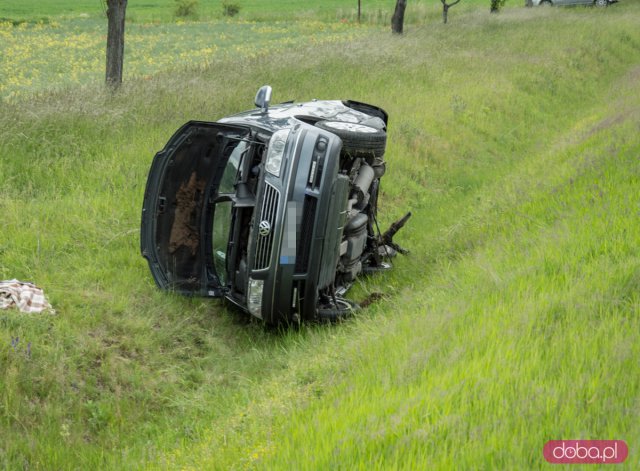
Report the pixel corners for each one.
[212,200,232,285]
[219,141,248,194]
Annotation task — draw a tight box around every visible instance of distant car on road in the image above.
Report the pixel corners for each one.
[532,0,615,6]
[141,86,410,325]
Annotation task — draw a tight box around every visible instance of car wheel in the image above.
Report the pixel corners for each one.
[316,297,359,322]
[315,121,387,158]
[594,0,608,6]
[539,0,552,5]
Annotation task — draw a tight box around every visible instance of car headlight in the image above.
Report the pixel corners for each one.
[247,278,264,319]
[265,129,290,177]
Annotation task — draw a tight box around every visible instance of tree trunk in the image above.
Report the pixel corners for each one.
[391,0,407,34]
[525,0,533,6]
[358,0,361,23]
[105,0,127,88]
[441,0,460,24]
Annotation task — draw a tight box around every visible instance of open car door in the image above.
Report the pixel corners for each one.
[140,121,251,296]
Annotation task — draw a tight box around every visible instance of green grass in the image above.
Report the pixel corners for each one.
[0,0,518,100]
[0,18,369,100]
[1,2,639,469]
[0,0,489,23]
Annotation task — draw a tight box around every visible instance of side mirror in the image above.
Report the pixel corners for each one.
[254,85,272,113]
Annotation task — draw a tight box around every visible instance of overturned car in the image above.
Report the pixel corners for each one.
[141,86,409,324]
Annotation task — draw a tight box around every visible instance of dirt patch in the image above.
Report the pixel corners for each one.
[586,113,627,138]
[169,172,206,256]
[625,65,640,85]
[359,292,385,309]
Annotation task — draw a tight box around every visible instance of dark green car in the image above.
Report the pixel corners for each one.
[141,86,409,324]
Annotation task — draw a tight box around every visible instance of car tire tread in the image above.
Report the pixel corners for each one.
[315,120,387,158]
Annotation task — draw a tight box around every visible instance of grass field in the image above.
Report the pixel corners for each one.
[1,0,640,469]
[0,19,367,100]
[0,0,491,100]
[0,0,488,23]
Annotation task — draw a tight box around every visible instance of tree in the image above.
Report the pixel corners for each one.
[441,0,461,24]
[358,0,361,23]
[391,0,407,34]
[105,0,128,88]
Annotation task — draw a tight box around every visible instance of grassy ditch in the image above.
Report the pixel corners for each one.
[1,3,639,469]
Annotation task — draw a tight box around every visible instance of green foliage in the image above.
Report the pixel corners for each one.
[490,0,508,12]
[222,1,241,17]
[1,2,639,469]
[174,0,199,18]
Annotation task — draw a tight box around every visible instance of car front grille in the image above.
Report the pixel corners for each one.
[254,182,280,270]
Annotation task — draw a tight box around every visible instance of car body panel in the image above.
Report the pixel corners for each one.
[140,121,252,296]
[243,125,344,323]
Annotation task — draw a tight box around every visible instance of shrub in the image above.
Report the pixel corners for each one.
[174,0,199,18]
[490,0,507,12]
[222,1,241,17]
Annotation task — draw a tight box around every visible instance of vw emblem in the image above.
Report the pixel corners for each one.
[258,220,271,237]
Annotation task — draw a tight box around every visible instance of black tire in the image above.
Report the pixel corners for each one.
[315,121,387,159]
[594,0,607,6]
[316,297,359,322]
[540,0,552,5]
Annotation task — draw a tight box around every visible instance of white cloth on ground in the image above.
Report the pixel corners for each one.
[0,279,55,314]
